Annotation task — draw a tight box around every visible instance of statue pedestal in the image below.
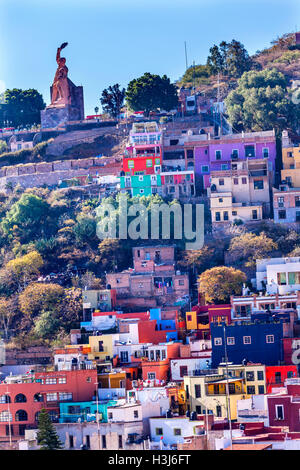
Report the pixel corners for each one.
[41,79,84,128]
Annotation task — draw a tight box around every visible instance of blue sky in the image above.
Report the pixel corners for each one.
[1,0,300,115]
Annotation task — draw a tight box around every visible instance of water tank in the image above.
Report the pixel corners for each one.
[166,409,173,418]
[190,411,197,421]
[186,410,190,418]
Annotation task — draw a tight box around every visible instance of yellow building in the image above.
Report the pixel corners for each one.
[217,364,266,395]
[281,146,300,187]
[184,374,248,420]
[87,334,117,362]
[184,363,266,420]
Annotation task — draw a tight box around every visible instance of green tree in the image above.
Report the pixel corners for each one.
[126,73,178,115]
[1,193,50,241]
[206,40,252,77]
[33,310,61,340]
[225,68,299,131]
[0,89,45,127]
[0,140,7,154]
[7,251,44,288]
[100,84,125,118]
[37,409,63,450]
[198,266,247,303]
[73,214,96,243]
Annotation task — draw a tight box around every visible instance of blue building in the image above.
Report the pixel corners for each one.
[211,321,284,368]
[149,308,178,341]
[59,400,117,423]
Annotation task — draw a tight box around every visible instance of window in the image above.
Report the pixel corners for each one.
[0,411,12,422]
[102,435,107,449]
[58,377,66,384]
[275,372,282,384]
[195,384,201,398]
[134,410,139,419]
[243,336,251,345]
[59,392,72,401]
[245,145,255,157]
[232,149,239,158]
[258,385,265,394]
[108,412,113,420]
[148,372,156,380]
[219,179,224,186]
[246,371,255,381]
[247,386,255,394]
[86,435,90,449]
[252,209,258,220]
[161,350,166,360]
[266,335,274,344]
[15,410,28,422]
[215,212,221,222]
[278,196,285,207]
[275,404,284,420]
[278,210,286,220]
[201,165,209,173]
[196,406,202,414]
[287,370,295,378]
[227,337,235,345]
[69,435,74,448]
[15,394,27,403]
[223,211,229,221]
[180,366,188,377]
[234,178,239,185]
[45,377,57,385]
[263,148,269,158]
[174,428,181,436]
[186,149,194,159]
[216,150,222,160]
[218,198,223,203]
[232,211,237,216]
[221,164,228,170]
[185,385,189,399]
[295,196,300,207]
[254,180,264,190]
[277,272,287,285]
[156,428,163,435]
[242,177,247,184]
[146,159,153,168]
[0,395,10,404]
[46,393,57,402]
[178,279,184,286]
[257,371,264,381]
[214,337,222,346]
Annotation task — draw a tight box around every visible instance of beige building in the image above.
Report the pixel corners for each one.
[208,159,270,225]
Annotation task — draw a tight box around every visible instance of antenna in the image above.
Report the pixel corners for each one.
[184,41,188,70]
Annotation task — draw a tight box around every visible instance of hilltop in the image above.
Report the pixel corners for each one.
[177,31,300,100]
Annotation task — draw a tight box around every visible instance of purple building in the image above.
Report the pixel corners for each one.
[183,130,277,191]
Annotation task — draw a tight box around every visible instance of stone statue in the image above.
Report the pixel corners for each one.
[50,42,71,106]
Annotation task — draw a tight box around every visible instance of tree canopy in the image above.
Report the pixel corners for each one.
[37,409,63,450]
[225,68,299,131]
[198,266,247,303]
[206,40,252,78]
[126,73,178,115]
[0,88,45,127]
[100,83,125,118]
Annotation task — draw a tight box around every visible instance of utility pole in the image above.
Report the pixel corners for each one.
[95,376,101,450]
[223,325,233,450]
[184,42,188,70]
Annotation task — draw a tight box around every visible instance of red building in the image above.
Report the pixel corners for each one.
[265,365,298,393]
[268,382,300,431]
[0,367,97,438]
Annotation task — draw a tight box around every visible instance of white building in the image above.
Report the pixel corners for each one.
[127,387,170,434]
[236,395,269,426]
[170,357,212,382]
[149,416,206,447]
[256,257,300,295]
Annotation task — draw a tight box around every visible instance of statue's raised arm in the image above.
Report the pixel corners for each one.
[56,42,68,64]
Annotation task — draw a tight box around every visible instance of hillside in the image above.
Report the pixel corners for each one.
[177,31,300,100]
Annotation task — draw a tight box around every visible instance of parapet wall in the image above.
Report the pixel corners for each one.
[0,157,121,191]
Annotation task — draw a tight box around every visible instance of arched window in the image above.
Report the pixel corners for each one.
[15,410,28,422]
[14,394,27,403]
[0,411,12,422]
[0,395,11,403]
[33,393,43,402]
